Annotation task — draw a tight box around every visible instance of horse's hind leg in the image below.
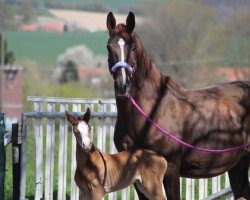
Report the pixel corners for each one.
[134,183,149,200]
[228,154,250,200]
[163,164,181,200]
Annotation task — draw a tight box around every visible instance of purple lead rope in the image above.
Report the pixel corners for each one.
[128,95,249,153]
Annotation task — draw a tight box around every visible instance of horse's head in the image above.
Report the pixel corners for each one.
[106,12,137,96]
[66,108,93,152]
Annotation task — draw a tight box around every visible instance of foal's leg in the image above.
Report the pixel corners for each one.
[228,154,250,200]
[137,163,166,200]
[91,192,104,200]
[114,135,149,200]
[141,179,166,200]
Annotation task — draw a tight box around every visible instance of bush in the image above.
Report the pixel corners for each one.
[57,45,106,68]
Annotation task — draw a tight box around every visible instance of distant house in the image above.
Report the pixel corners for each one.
[19,24,37,32]
[0,66,23,130]
[19,17,64,33]
[19,22,64,33]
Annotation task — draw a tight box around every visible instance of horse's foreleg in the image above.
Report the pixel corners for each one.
[163,164,181,200]
[228,154,250,200]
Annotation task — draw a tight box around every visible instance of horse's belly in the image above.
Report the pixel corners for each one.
[180,152,244,178]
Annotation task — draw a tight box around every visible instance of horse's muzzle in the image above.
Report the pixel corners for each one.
[113,67,131,96]
[114,81,131,96]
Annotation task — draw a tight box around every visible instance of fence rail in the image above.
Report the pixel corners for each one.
[16,96,246,200]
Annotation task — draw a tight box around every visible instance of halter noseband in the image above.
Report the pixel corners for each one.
[111,61,135,74]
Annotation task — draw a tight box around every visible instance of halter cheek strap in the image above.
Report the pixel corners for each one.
[111,61,134,74]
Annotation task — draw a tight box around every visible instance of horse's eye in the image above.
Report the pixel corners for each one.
[132,44,136,52]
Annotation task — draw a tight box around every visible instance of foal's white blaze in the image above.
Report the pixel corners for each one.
[118,38,127,84]
[77,122,91,148]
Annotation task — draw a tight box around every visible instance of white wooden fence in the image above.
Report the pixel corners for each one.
[18,96,237,200]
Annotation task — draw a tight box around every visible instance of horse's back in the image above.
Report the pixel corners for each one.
[178,80,250,177]
[189,80,250,101]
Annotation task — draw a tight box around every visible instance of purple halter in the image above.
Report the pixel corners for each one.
[111,61,134,74]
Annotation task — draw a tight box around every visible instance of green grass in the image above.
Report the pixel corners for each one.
[4,31,108,65]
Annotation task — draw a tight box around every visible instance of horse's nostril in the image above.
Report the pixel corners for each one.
[121,84,127,92]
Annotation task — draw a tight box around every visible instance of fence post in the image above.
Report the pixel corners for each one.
[0,113,6,200]
[12,122,21,200]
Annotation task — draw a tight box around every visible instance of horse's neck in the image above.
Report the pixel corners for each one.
[132,53,163,98]
[132,33,180,98]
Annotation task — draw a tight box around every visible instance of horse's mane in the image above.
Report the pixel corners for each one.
[132,31,180,90]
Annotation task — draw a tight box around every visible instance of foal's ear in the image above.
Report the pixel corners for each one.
[83,107,91,123]
[126,12,135,33]
[107,12,116,31]
[66,111,77,126]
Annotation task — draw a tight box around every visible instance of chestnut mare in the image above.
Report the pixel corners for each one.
[66,108,167,200]
[106,12,250,200]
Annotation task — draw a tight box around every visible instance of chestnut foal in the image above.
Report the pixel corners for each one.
[66,108,167,200]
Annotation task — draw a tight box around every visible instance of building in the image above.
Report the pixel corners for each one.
[0,66,23,130]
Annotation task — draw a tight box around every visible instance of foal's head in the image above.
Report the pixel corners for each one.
[106,12,137,96]
[66,108,93,152]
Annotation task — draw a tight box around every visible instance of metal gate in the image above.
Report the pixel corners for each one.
[17,96,236,200]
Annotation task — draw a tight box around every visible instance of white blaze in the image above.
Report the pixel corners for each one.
[121,68,126,84]
[77,122,91,148]
[118,38,126,84]
[118,38,125,62]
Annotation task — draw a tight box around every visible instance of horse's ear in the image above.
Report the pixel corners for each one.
[66,111,77,126]
[83,107,91,123]
[126,12,135,33]
[107,12,116,31]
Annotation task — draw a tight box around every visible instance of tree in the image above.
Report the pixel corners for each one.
[0,3,16,30]
[59,60,79,84]
[137,0,214,86]
[4,40,15,65]
[19,0,36,23]
[139,0,214,63]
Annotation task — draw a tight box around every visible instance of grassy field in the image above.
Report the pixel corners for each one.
[5,31,108,65]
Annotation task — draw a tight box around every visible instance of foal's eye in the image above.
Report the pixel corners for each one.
[73,127,79,133]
